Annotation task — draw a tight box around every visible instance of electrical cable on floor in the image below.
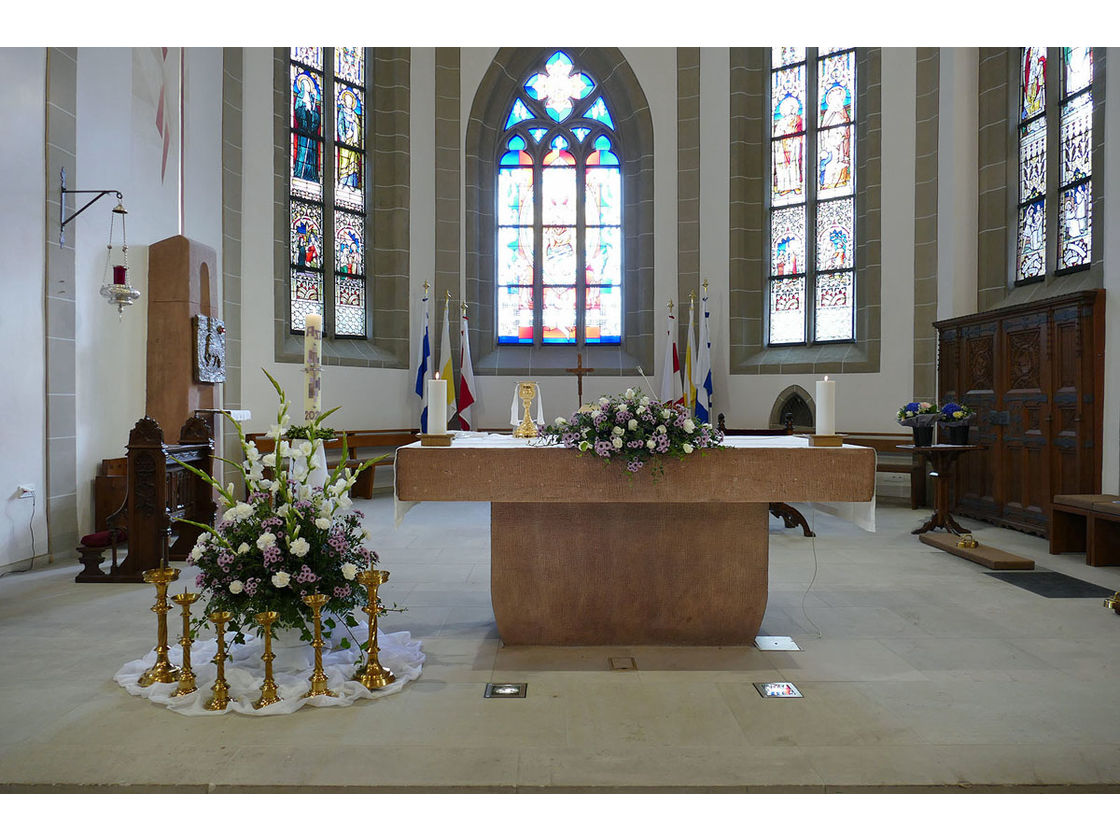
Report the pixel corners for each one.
[800,503,824,639]
[0,493,38,578]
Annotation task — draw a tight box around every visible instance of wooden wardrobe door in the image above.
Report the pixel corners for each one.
[998,310,1051,533]
[955,320,1000,520]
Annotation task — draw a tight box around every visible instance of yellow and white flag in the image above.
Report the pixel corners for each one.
[438,294,456,422]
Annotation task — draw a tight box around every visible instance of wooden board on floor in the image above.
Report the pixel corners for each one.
[919,532,1035,570]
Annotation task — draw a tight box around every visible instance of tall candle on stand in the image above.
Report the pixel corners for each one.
[815,376,836,436]
[428,373,448,435]
[303,313,322,422]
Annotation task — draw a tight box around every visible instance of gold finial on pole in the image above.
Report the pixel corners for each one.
[445,289,452,303]
[461,301,468,315]
[667,298,675,315]
[702,278,709,295]
[422,279,430,296]
[689,291,695,304]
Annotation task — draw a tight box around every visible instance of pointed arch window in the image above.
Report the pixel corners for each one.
[767,47,857,346]
[496,50,622,345]
[289,46,369,337]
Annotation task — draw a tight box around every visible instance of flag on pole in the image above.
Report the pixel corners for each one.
[413,285,431,433]
[685,296,698,415]
[694,284,714,423]
[457,304,477,431]
[658,302,684,405]
[438,293,456,423]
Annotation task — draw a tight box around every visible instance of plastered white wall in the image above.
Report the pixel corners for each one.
[937,48,979,320]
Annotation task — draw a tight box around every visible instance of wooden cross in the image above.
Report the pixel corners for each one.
[566,352,595,408]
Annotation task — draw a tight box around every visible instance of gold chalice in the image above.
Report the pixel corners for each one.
[513,381,538,438]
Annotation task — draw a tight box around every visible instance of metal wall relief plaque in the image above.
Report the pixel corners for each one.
[193,314,226,383]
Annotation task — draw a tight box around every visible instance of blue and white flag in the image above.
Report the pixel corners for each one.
[693,286,713,423]
[413,287,431,433]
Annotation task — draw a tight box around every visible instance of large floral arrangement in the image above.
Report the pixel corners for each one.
[175,371,384,647]
[896,401,939,427]
[938,402,974,426]
[537,388,724,476]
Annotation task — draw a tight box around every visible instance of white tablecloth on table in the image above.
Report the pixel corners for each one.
[393,433,875,532]
[115,629,424,716]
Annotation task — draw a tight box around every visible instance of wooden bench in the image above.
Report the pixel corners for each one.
[1050,494,1120,566]
[843,432,925,509]
[247,429,419,499]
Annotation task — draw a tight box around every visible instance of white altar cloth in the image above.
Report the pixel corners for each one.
[115,629,424,716]
[393,433,875,531]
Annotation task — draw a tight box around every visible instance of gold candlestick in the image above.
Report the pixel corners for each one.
[169,591,201,697]
[354,569,396,690]
[138,567,181,687]
[513,381,538,438]
[253,611,282,709]
[302,594,338,698]
[204,611,233,711]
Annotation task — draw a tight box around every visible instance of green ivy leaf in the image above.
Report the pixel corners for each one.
[338,637,350,649]
[344,614,359,627]
[324,617,337,629]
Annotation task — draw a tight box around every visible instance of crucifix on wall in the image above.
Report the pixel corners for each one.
[566,352,595,409]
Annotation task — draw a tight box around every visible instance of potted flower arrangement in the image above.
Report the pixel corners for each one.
[896,401,939,446]
[938,402,974,445]
[537,388,724,477]
[173,370,387,656]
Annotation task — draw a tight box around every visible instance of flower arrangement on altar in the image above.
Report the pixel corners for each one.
[938,402,974,426]
[537,388,724,476]
[174,371,385,648]
[896,401,939,427]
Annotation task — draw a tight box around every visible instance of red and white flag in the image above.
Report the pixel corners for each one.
[658,304,684,405]
[457,306,477,430]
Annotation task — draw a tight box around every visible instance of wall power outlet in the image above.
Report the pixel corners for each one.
[17,484,35,499]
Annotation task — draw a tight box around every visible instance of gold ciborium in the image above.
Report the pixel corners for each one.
[354,569,396,690]
[204,610,233,711]
[513,381,538,438]
[253,611,282,709]
[302,594,338,698]
[138,567,181,687]
[169,591,201,697]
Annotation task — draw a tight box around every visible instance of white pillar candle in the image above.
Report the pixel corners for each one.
[303,313,323,422]
[815,376,836,436]
[428,374,448,435]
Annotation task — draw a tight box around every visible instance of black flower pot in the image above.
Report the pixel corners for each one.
[945,424,970,446]
[913,426,933,447]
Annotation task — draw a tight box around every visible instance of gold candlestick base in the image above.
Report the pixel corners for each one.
[170,591,201,697]
[138,567,181,687]
[204,611,233,711]
[253,611,282,709]
[302,594,338,698]
[513,381,538,438]
[354,569,396,690]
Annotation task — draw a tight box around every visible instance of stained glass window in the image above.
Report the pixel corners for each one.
[768,48,856,345]
[1016,47,1094,281]
[496,51,623,345]
[289,47,369,338]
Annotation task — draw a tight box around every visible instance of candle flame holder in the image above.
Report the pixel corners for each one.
[204,611,233,711]
[138,567,181,687]
[301,594,338,698]
[354,569,396,690]
[253,611,282,709]
[169,591,201,697]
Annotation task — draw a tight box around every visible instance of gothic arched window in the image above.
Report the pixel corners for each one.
[496,50,622,346]
[289,47,369,337]
[1016,47,1093,283]
[767,47,857,346]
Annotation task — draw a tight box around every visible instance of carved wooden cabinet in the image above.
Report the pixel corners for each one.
[934,289,1104,537]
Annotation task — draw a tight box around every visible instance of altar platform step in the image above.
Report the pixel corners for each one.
[919,532,1035,570]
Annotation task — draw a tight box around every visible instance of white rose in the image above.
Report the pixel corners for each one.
[611,436,623,449]
[315,517,332,530]
[189,544,204,561]
[661,409,671,420]
[657,424,667,435]
[289,537,310,557]
[237,542,250,555]
[262,453,277,468]
[228,580,244,594]
[683,418,695,433]
[628,418,638,431]
[646,439,656,450]
[612,425,624,437]
[641,396,650,406]
[625,388,635,399]
[271,571,290,588]
[683,443,694,454]
[257,532,277,550]
[599,397,610,406]
[340,562,357,580]
[591,411,603,422]
[554,416,567,425]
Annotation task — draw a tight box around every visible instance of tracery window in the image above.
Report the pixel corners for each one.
[289,47,369,336]
[496,50,622,345]
[1016,47,1093,283]
[767,47,856,346]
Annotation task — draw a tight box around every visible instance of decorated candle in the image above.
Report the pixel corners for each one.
[303,313,322,421]
[428,373,448,435]
[815,376,836,436]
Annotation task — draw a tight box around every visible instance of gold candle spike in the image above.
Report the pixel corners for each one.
[302,594,338,698]
[513,381,538,438]
[138,566,181,687]
[354,569,396,690]
[169,591,201,697]
[253,611,282,709]
[203,610,233,711]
